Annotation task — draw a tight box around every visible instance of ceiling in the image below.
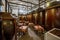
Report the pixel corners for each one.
[7,0,60,14]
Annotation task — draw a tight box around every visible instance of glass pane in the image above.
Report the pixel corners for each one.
[0,6,2,12]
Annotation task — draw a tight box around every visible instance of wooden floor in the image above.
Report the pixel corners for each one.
[17,27,44,40]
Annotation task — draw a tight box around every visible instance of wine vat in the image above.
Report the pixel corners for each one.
[0,12,16,40]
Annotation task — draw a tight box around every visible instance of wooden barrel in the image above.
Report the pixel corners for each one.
[0,17,2,40]
[3,20,15,40]
[0,12,15,40]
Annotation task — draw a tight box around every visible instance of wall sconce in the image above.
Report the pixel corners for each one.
[33,13,37,18]
[3,22,7,25]
[46,2,50,7]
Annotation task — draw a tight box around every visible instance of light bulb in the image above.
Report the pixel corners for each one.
[46,2,50,7]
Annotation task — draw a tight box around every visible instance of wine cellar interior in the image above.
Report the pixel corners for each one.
[0,0,60,40]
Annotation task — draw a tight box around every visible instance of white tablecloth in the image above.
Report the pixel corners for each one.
[19,26,28,30]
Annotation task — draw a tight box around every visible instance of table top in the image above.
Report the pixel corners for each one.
[34,25,44,31]
[19,26,28,30]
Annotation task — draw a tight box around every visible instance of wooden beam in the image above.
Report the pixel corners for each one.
[9,5,19,7]
[9,2,38,10]
[5,0,7,12]
[8,2,33,7]
[39,0,52,6]
[19,0,38,5]
[40,0,50,6]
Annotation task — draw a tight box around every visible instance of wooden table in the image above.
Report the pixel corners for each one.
[19,26,28,33]
[34,25,44,32]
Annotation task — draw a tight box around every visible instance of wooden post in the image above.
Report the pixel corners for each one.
[5,0,7,12]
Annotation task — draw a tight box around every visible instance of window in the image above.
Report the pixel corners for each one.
[0,6,1,12]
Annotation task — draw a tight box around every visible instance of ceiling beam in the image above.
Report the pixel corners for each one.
[8,2,38,10]
[9,5,19,8]
[8,2,33,7]
[40,0,47,4]
[40,0,50,6]
[19,0,38,5]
